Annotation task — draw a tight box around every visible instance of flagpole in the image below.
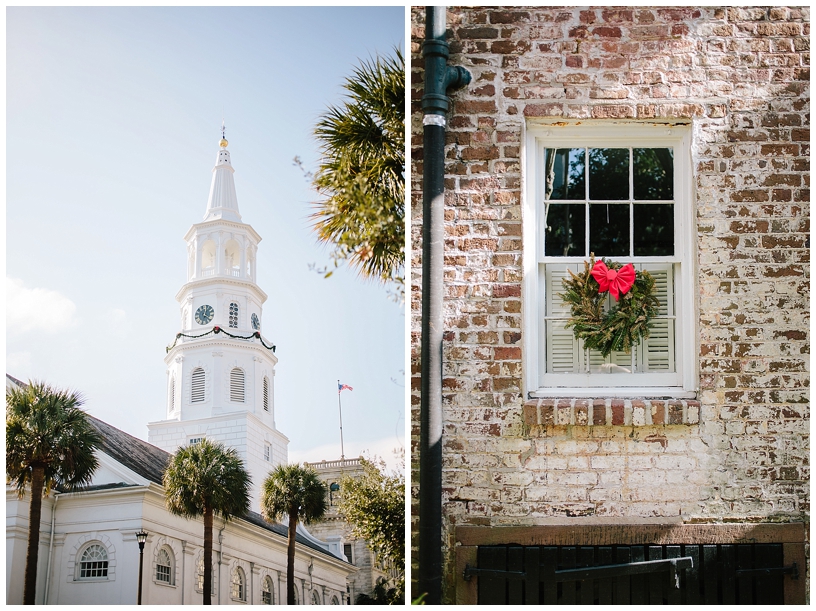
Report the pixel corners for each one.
[337,379,345,463]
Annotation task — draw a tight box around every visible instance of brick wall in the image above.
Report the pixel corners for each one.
[410,6,809,600]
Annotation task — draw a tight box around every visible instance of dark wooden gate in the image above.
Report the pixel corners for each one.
[470,543,795,604]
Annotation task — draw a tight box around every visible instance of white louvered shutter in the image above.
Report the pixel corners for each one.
[191,368,205,403]
[640,264,675,372]
[545,264,581,373]
[230,368,245,402]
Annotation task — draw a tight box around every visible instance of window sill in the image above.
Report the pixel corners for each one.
[154,580,177,588]
[529,387,697,399]
[523,398,700,427]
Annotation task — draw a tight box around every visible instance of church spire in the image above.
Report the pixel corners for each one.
[204,126,242,222]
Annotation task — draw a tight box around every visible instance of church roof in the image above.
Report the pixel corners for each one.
[86,414,344,562]
[87,415,170,485]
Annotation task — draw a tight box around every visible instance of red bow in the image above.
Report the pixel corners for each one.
[591,261,635,301]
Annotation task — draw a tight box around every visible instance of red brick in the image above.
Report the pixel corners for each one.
[565,55,584,68]
[493,284,521,298]
[611,401,625,425]
[523,103,564,117]
[493,347,521,360]
[458,27,499,39]
[651,401,666,425]
[592,400,607,425]
[592,26,622,38]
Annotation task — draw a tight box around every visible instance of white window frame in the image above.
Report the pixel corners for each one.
[228,301,239,329]
[229,367,245,403]
[261,575,275,604]
[231,566,247,602]
[523,121,697,398]
[190,367,206,403]
[155,546,174,586]
[76,543,109,581]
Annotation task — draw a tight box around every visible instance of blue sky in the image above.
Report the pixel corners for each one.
[6,6,406,468]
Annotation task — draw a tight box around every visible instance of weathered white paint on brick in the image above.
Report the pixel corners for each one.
[411,5,809,601]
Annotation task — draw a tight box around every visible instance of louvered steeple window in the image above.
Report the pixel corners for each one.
[263,376,270,411]
[191,368,205,403]
[230,368,245,402]
[168,375,176,412]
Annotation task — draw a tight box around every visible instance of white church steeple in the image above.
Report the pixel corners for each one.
[203,130,242,223]
[148,131,289,512]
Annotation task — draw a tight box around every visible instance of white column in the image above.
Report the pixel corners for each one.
[215,233,223,275]
[195,237,203,279]
[240,236,247,278]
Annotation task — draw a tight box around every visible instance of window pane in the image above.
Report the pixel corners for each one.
[634,204,674,256]
[589,204,629,256]
[589,148,629,200]
[545,204,585,256]
[545,148,585,200]
[634,148,673,200]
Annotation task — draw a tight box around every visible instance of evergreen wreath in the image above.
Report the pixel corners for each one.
[560,257,660,358]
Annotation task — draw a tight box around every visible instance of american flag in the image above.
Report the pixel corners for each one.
[338,383,353,393]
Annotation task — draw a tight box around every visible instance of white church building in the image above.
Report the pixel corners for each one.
[6,136,356,605]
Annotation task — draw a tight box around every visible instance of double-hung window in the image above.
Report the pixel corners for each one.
[524,122,695,396]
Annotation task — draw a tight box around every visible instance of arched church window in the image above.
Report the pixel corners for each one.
[229,302,239,328]
[230,368,245,403]
[156,547,173,584]
[78,543,108,580]
[231,566,246,601]
[263,376,270,411]
[262,576,274,604]
[312,590,322,605]
[191,368,206,403]
[196,555,215,594]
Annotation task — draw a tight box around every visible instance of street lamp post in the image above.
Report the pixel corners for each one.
[136,530,148,605]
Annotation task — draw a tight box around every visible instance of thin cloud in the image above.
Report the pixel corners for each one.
[6,277,77,334]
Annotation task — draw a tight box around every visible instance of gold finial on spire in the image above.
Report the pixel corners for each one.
[219,119,228,148]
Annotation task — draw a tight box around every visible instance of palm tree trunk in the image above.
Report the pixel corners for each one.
[203,505,213,605]
[287,509,298,605]
[23,466,45,605]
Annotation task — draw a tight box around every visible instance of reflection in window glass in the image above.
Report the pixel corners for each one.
[634,148,673,200]
[589,148,629,200]
[545,204,585,256]
[156,548,172,584]
[634,204,674,255]
[545,148,585,200]
[589,204,629,256]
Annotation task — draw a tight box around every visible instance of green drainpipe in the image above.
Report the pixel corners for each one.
[419,5,471,605]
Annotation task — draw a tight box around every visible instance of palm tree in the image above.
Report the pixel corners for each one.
[311,49,405,289]
[260,464,327,605]
[163,439,250,605]
[6,380,100,605]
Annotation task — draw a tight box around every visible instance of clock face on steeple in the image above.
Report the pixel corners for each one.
[195,304,214,325]
[251,313,260,330]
